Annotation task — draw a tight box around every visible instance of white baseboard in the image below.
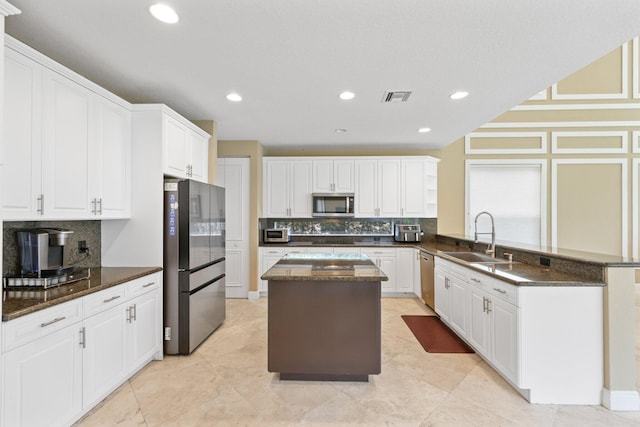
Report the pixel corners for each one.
[602,388,640,410]
[247,291,261,300]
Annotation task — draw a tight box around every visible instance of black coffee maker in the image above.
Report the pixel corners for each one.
[17,228,74,277]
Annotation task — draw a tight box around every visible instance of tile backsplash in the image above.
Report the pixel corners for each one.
[3,220,101,276]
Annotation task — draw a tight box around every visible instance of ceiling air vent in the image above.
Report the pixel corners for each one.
[382,90,412,103]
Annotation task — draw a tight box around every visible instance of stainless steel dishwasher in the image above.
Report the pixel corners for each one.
[420,251,435,309]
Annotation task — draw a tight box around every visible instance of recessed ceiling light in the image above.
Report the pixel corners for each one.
[226,93,242,102]
[335,129,348,133]
[339,91,355,101]
[450,91,469,100]
[418,127,431,133]
[149,4,179,24]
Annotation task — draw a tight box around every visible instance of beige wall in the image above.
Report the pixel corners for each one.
[436,37,640,258]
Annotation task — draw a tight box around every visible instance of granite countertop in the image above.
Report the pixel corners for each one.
[261,253,388,282]
[2,266,163,321]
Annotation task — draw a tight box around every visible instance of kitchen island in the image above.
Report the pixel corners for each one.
[261,253,387,381]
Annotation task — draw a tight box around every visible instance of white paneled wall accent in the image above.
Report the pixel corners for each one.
[551,42,629,100]
[464,132,548,155]
[551,131,628,154]
[633,131,640,154]
[633,159,640,258]
[551,159,628,257]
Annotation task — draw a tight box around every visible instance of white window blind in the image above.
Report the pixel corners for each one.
[466,161,546,246]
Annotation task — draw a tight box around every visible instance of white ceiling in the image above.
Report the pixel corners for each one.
[5,1,640,150]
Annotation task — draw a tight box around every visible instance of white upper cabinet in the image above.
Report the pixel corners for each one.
[263,156,438,218]
[2,37,132,220]
[162,115,209,182]
[264,158,312,217]
[2,47,42,219]
[312,159,354,193]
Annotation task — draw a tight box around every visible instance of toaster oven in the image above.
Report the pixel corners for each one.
[263,228,290,243]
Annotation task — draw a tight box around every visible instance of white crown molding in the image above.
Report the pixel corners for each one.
[551,43,629,100]
[551,159,628,257]
[551,131,628,154]
[512,103,640,111]
[0,1,20,16]
[465,132,547,154]
[482,121,640,129]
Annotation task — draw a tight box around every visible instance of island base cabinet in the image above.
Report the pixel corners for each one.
[2,324,83,427]
[518,286,603,404]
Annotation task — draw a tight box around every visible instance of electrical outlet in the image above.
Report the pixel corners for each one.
[78,240,89,254]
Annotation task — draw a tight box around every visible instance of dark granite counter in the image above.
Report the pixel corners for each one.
[2,266,162,321]
[261,253,388,282]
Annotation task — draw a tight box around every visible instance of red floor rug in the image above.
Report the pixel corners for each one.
[401,315,474,353]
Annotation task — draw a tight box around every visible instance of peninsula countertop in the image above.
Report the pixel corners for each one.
[261,253,388,282]
[2,266,163,321]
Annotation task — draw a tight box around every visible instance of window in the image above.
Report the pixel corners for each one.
[466,160,547,247]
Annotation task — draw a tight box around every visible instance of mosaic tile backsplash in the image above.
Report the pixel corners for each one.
[3,220,101,276]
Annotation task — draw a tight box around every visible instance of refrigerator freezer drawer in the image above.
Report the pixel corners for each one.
[182,260,225,293]
[186,275,226,353]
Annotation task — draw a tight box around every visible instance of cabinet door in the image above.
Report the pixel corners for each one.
[401,159,427,217]
[3,324,82,427]
[377,159,402,217]
[434,269,450,321]
[395,248,415,293]
[333,159,355,192]
[93,96,131,218]
[41,69,92,218]
[491,298,519,384]
[311,159,334,192]
[289,160,312,217]
[188,131,209,182]
[448,276,468,337]
[129,290,161,372]
[378,256,397,293]
[82,303,128,409]
[2,48,42,219]
[355,159,377,216]
[468,286,490,357]
[163,116,188,178]
[260,254,283,293]
[264,160,290,217]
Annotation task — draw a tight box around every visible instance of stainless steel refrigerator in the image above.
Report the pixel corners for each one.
[163,178,226,355]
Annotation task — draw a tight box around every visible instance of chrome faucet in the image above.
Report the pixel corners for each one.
[474,211,495,257]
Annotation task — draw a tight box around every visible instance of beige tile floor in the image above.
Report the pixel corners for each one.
[76,296,640,427]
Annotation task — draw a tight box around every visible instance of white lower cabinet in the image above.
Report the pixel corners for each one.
[361,248,396,293]
[434,256,603,404]
[3,323,83,427]
[1,272,162,427]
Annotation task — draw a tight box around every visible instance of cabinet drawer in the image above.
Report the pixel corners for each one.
[361,248,396,257]
[284,247,307,254]
[262,248,285,256]
[469,272,518,306]
[2,299,83,352]
[83,285,127,318]
[127,273,161,298]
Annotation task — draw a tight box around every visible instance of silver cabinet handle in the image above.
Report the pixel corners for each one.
[37,194,44,215]
[131,304,137,322]
[91,198,97,215]
[126,306,132,323]
[471,277,481,283]
[40,316,66,327]
[103,295,121,303]
[493,288,507,294]
[486,299,492,313]
[97,198,103,215]
[79,327,86,348]
[143,282,155,288]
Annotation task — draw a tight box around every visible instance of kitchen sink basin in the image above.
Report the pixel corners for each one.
[440,251,513,264]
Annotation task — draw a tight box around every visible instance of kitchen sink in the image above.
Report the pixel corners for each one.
[440,251,514,264]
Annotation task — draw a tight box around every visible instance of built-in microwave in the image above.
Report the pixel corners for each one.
[263,228,290,243]
[312,193,355,217]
